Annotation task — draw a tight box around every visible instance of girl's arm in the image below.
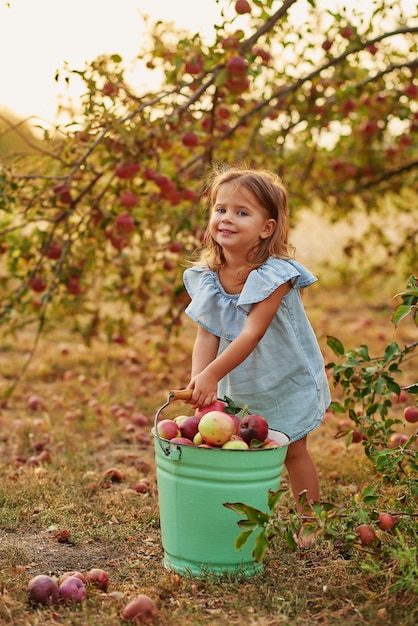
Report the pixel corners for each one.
[191,325,220,379]
[188,280,291,408]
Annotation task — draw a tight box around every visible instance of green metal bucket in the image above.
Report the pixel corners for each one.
[153,391,289,578]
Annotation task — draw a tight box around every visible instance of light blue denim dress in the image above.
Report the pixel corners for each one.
[183,257,331,442]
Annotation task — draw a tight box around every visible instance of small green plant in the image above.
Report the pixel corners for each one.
[225,277,418,599]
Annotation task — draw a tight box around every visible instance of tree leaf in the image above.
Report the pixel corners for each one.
[327,336,345,356]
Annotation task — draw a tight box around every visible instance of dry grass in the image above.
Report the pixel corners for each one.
[0,278,417,625]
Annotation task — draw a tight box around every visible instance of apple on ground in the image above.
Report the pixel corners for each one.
[377,512,398,531]
[198,411,235,446]
[157,419,181,440]
[355,524,376,546]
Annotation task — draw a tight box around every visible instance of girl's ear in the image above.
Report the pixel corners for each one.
[260,219,277,239]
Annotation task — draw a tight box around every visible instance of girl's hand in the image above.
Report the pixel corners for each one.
[187,372,218,409]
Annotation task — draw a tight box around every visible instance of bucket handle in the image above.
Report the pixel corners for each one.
[154,389,193,457]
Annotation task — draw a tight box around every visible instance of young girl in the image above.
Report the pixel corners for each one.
[183,166,331,539]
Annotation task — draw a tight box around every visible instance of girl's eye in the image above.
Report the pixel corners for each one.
[215,207,226,213]
[237,210,248,216]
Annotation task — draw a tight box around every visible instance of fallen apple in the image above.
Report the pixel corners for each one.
[198,411,235,446]
[377,512,397,531]
[58,576,86,603]
[28,574,59,606]
[121,593,158,623]
[85,567,109,591]
[58,571,86,585]
[355,524,376,546]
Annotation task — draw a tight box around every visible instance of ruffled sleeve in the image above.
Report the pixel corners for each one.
[183,258,317,341]
[183,265,244,340]
[237,258,317,314]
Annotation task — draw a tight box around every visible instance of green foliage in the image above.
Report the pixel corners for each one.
[226,276,417,596]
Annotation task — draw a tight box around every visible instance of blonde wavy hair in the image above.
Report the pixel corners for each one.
[195,166,295,271]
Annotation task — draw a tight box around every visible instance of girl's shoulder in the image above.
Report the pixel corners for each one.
[259,257,317,288]
[238,257,317,310]
[183,265,217,298]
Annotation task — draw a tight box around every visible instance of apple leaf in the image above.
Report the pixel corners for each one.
[223,502,247,515]
[253,531,269,562]
[223,396,243,415]
[267,488,287,512]
[403,383,418,395]
[284,528,298,550]
[234,530,253,551]
[327,335,345,356]
[237,519,258,530]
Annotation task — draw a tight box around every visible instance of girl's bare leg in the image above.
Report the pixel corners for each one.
[284,435,320,547]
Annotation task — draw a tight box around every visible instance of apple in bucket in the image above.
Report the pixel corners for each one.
[239,414,269,445]
[198,411,235,446]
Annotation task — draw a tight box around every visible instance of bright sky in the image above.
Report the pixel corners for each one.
[0,0,415,126]
[0,0,222,123]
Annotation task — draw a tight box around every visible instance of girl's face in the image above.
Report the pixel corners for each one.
[210,182,276,258]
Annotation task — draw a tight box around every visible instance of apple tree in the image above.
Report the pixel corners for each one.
[0,0,417,394]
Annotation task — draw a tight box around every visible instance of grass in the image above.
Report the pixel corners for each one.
[0,279,417,625]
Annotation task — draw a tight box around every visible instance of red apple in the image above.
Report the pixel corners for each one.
[180,415,201,440]
[28,575,59,606]
[235,0,251,14]
[67,276,82,295]
[391,390,408,403]
[30,277,47,293]
[119,191,138,208]
[185,56,203,75]
[404,406,418,424]
[195,400,226,418]
[388,432,409,448]
[157,419,181,440]
[226,56,247,76]
[355,524,376,546]
[261,438,281,449]
[58,576,86,603]
[85,568,109,591]
[351,429,363,443]
[182,131,199,148]
[115,163,140,180]
[121,594,158,623]
[45,243,63,260]
[198,411,235,446]
[170,437,195,446]
[115,214,135,234]
[239,414,269,445]
[58,571,86,586]
[377,512,397,531]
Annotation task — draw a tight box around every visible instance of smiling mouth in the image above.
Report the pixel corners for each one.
[218,228,236,235]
